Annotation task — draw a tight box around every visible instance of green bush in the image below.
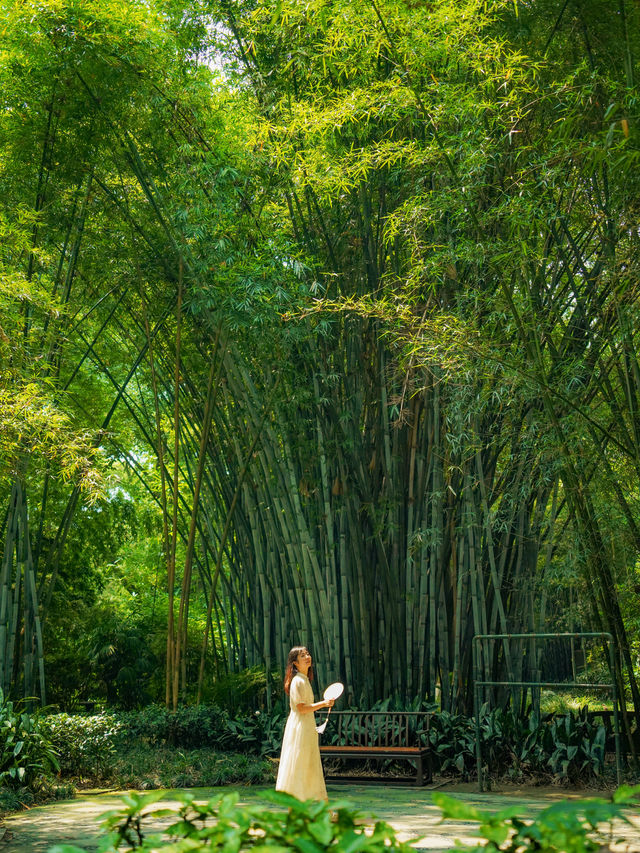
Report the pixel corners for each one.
[49,789,414,853]
[544,709,607,782]
[40,709,274,788]
[118,704,284,756]
[0,777,74,815]
[486,708,607,783]
[107,743,271,789]
[428,710,477,776]
[0,693,59,787]
[224,709,286,756]
[42,702,611,787]
[118,704,229,749]
[433,785,640,853]
[428,707,609,783]
[41,713,123,778]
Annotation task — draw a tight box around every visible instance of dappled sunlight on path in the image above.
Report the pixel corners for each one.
[1,784,639,852]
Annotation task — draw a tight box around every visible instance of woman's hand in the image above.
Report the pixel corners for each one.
[324,698,335,709]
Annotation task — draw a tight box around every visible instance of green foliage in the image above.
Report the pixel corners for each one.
[44,472,172,711]
[40,709,272,787]
[41,704,282,785]
[428,711,477,776]
[0,693,59,787]
[40,713,123,779]
[88,618,158,710]
[544,711,607,783]
[107,744,270,790]
[202,0,640,719]
[43,703,612,788]
[204,665,276,714]
[224,710,286,757]
[119,704,228,749]
[0,779,75,815]
[119,704,285,757]
[49,789,414,853]
[433,786,640,853]
[429,708,609,783]
[2,0,640,731]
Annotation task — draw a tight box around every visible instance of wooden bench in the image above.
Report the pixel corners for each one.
[319,711,432,786]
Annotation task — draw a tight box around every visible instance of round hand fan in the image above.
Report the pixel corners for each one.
[316,681,344,734]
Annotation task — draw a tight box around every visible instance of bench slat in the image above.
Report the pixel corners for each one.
[320,746,429,756]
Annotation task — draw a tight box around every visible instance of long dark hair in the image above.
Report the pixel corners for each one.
[283,646,314,694]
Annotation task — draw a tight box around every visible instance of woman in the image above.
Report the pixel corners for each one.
[275,646,334,801]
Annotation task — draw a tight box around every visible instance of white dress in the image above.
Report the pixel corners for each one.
[275,672,328,801]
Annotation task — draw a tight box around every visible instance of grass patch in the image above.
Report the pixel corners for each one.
[539,691,614,714]
[0,779,76,818]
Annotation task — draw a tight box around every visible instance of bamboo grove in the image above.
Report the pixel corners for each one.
[1,0,639,753]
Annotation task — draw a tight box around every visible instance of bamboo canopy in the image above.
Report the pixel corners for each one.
[0,0,639,754]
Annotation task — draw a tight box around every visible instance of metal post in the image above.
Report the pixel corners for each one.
[473,638,483,792]
[607,636,622,787]
[472,632,623,791]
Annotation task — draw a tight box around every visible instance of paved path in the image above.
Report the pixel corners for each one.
[1,784,639,852]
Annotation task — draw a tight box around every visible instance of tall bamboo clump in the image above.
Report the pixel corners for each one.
[0,481,46,703]
[194,313,554,711]
[179,0,555,710]
[183,0,640,718]
[0,1,237,704]
[4,0,639,727]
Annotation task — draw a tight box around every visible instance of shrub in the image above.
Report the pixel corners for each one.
[544,709,607,783]
[428,707,610,783]
[40,713,123,778]
[484,708,608,783]
[107,743,271,789]
[49,789,414,853]
[223,709,286,756]
[433,785,640,853]
[117,703,229,748]
[0,780,74,814]
[118,704,284,755]
[40,709,274,788]
[428,710,477,776]
[0,692,59,787]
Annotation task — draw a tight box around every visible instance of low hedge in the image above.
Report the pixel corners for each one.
[41,704,616,788]
[41,704,285,783]
[118,704,229,749]
[40,713,124,778]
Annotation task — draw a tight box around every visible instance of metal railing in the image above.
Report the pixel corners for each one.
[472,632,621,791]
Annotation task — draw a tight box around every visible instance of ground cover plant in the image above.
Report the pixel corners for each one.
[539,692,615,715]
[38,703,627,792]
[0,692,59,787]
[40,708,276,790]
[106,745,269,790]
[120,703,286,757]
[433,786,640,853]
[0,693,73,815]
[321,704,618,785]
[428,708,613,784]
[46,785,640,853]
[49,789,415,853]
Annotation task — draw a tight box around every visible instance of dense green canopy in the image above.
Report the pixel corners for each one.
[0,0,639,755]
